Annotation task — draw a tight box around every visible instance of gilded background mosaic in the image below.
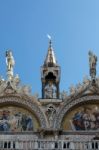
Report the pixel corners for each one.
[62,104,99,131]
[0,106,40,132]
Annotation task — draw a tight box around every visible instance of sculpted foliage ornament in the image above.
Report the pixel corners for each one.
[69,85,76,95]
[0,74,32,96]
[60,90,68,100]
[83,75,90,85]
[76,83,83,91]
[96,77,99,88]
[65,77,90,100]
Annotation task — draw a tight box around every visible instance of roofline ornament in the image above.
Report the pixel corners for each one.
[6,50,15,81]
[89,51,97,83]
[44,35,57,66]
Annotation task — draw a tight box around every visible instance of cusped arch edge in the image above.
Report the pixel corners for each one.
[0,95,47,128]
[54,95,99,129]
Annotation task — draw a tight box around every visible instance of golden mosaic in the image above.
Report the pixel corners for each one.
[62,104,99,131]
[0,106,40,132]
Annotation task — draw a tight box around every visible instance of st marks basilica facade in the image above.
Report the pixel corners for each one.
[0,39,99,150]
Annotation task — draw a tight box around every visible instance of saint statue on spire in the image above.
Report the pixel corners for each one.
[89,51,97,81]
[6,50,15,80]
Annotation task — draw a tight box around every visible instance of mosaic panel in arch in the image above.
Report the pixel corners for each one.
[0,106,40,132]
[62,104,99,131]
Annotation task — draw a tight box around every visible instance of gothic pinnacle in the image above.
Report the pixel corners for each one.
[44,35,57,67]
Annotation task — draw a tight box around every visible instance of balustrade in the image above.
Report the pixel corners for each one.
[0,139,99,149]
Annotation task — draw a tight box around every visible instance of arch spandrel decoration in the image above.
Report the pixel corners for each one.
[54,95,99,129]
[0,96,47,131]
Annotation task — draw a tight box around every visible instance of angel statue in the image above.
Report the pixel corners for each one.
[89,51,97,80]
[6,50,15,79]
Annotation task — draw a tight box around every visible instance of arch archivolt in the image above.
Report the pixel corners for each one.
[54,95,99,129]
[0,96,47,128]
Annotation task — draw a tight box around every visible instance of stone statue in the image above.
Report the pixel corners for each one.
[6,50,15,72]
[46,105,56,128]
[6,50,15,80]
[45,82,56,98]
[89,51,97,69]
[89,51,97,80]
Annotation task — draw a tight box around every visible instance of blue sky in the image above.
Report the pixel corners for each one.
[0,0,99,96]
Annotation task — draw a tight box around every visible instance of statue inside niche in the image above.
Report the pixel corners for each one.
[44,81,56,98]
[46,105,56,128]
[6,50,15,72]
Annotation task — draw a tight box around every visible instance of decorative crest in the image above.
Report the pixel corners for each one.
[88,51,97,82]
[6,50,15,80]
